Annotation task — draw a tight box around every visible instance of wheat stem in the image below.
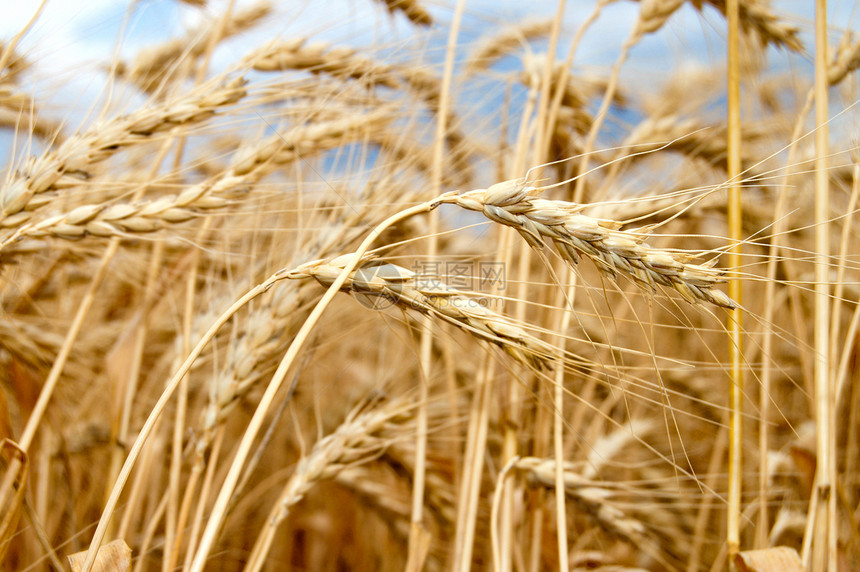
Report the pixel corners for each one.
[79,272,291,572]
[726,0,744,559]
[808,1,834,570]
[454,358,494,572]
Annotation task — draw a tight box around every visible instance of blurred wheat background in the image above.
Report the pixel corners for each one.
[0,0,859,570]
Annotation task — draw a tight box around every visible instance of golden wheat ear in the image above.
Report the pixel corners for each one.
[288,254,558,370]
[454,178,738,309]
[0,76,247,229]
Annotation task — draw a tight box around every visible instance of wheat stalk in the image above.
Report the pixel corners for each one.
[269,398,412,520]
[192,174,432,454]
[4,2,858,570]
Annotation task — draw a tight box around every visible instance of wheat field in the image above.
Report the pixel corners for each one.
[0,1,858,570]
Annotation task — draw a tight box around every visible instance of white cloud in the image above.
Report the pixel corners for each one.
[2,2,122,61]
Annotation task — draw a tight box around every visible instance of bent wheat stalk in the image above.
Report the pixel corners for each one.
[81,194,449,572]
[80,173,735,570]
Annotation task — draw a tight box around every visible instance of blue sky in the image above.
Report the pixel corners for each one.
[1,0,856,164]
[4,1,851,74]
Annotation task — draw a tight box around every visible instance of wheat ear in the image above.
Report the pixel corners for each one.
[374,0,433,26]
[454,178,738,309]
[465,19,553,73]
[517,456,681,569]
[287,254,557,369]
[702,0,803,51]
[828,32,860,86]
[244,395,416,571]
[0,77,247,228]
[118,2,271,93]
[0,108,390,253]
